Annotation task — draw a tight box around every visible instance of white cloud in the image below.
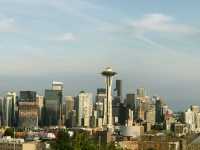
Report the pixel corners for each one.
[131,13,199,34]
[54,33,77,42]
[0,17,17,33]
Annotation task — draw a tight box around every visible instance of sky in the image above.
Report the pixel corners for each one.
[0,0,200,111]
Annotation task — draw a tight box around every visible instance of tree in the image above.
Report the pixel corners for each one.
[51,130,123,150]
[51,130,73,150]
[73,132,96,150]
[102,142,123,150]
[4,128,14,138]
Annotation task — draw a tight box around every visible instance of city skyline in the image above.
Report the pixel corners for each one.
[0,0,200,110]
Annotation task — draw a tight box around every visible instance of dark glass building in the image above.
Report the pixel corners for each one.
[20,91,36,102]
[44,89,62,126]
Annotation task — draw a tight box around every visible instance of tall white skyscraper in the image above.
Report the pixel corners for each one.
[101,67,117,130]
[76,91,93,127]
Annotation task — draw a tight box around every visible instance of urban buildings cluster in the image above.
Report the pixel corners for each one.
[0,68,172,131]
[0,67,200,150]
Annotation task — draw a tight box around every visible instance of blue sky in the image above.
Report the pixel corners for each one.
[0,0,200,110]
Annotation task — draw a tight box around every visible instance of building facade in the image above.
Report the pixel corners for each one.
[76,91,93,127]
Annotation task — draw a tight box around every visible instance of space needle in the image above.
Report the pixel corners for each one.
[101,67,117,130]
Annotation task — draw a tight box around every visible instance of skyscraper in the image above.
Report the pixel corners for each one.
[101,67,117,130]
[36,95,44,126]
[145,103,156,125]
[64,96,74,127]
[18,101,38,128]
[155,96,165,124]
[137,88,145,97]
[126,93,136,110]
[112,80,122,125]
[52,81,63,127]
[115,80,122,98]
[0,97,3,126]
[20,91,36,102]
[18,91,38,128]
[43,81,64,127]
[76,91,93,127]
[52,81,64,91]
[3,92,16,127]
[95,88,106,118]
[44,89,62,126]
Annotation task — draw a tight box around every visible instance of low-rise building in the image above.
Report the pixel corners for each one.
[0,136,43,150]
[119,125,144,138]
[138,135,186,150]
[188,136,200,150]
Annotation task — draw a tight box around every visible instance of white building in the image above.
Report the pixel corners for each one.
[119,125,144,138]
[196,113,200,132]
[0,136,42,150]
[76,92,93,127]
[52,81,64,91]
[185,108,196,131]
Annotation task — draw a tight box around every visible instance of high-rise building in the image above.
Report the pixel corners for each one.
[95,89,106,118]
[196,113,200,132]
[112,80,122,125]
[36,95,44,126]
[126,93,136,110]
[112,80,123,117]
[44,89,62,126]
[69,110,77,127]
[97,88,106,95]
[3,92,16,127]
[155,96,165,124]
[64,96,74,127]
[184,105,200,132]
[118,103,129,125]
[137,88,145,97]
[20,91,36,102]
[18,91,39,128]
[76,91,93,127]
[135,98,145,121]
[115,80,122,98]
[185,108,195,131]
[64,96,74,120]
[145,103,156,125]
[191,105,200,113]
[112,80,122,121]
[90,110,98,128]
[18,101,38,128]
[0,97,3,126]
[52,81,64,91]
[42,81,64,127]
[101,67,117,130]
[52,81,63,126]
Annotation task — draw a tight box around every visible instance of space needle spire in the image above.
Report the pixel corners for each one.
[101,67,117,130]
